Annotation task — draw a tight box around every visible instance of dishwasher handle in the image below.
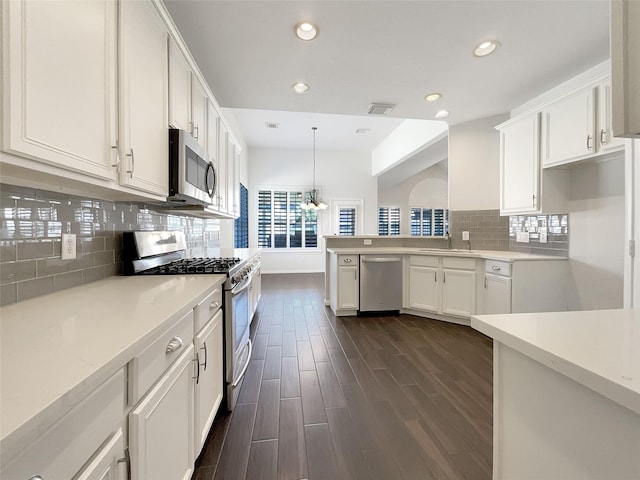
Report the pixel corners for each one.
[361,257,402,263]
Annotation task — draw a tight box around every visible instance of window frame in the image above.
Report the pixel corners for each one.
[256,185,321,251]
[378,206,401,236]
[331,198,363,236]
[409,206,449,237]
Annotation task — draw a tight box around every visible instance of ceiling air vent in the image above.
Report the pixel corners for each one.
[367,103,395,115]
[265,122,279,129]
[356,128,371,134]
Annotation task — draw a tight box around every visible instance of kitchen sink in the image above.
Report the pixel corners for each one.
[418,248,477,253]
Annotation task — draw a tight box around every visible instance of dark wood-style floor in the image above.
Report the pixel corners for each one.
[193,273,493,480]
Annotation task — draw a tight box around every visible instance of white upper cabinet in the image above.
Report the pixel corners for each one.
[541,82,624,168]
[541,86,596,167]
[191,78,208,146]
[118,0,169,198]
[499,113,541,214]
[168,37,192,132]
[217,122,229,213]
[2,0,118,181]
[598,78,626,153]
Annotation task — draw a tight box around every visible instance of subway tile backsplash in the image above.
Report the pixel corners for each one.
[449,209,510,250]
[0,184,220,306]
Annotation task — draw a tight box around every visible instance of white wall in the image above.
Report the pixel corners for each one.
[567,155,625,310]
[248,146,377,273]
[448,113,508,211]
[378,161,448,235]
[372,120,447,176]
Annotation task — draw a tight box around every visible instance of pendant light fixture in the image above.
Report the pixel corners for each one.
[301,127,327,211]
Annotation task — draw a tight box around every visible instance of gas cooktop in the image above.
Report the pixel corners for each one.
[137,257,241,275]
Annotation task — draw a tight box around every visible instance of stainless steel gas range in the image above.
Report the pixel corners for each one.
[122,231,261,410]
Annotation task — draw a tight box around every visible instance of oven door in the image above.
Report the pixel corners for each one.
[225,274,252,410]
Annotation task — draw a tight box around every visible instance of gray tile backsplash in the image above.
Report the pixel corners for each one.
[508,214,569,256]
[0,183,220,306]
[449,209,510,250]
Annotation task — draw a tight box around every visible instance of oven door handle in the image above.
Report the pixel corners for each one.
[232,338,252,388]
[231,271,253,295]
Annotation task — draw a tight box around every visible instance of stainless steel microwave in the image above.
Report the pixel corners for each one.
[168,128,217,206]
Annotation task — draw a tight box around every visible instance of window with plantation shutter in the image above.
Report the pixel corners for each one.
[410,207,449,237]
[257,188,319,249]
[378,207,400,236]
[339,208,356,236]
[234,184,248,248]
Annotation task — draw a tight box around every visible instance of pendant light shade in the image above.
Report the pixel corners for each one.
[301,127,327,211]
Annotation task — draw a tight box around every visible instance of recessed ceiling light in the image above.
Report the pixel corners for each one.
[292,82,310,93]
[295,21,318,41]
[435,110,450,119]
[424,93,442,102]
[474,40,499,57]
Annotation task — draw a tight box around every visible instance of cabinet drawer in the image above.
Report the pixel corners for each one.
[442,257,476,270]
[338,255,358,265]
[1,369,126,480]
[409,255,439,267]
[485,260,512,277]
[130,310,194,404]
[195,285,223,333]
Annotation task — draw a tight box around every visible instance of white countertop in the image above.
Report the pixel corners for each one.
[0,274,226,460]
[472,309,640,415]
[326,247,565,261]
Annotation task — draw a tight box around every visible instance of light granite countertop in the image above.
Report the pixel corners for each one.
[0,274,226,461]
[326,247,566,261]
[472,309,640,416]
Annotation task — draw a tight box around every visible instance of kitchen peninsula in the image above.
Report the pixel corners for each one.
[472,310,640,480]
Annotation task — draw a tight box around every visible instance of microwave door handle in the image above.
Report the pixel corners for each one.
[205,162,216,198]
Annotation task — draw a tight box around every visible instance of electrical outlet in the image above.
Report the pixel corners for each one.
[364,239,372,245]
[516,232,530,243]
[61,233,76,260]
[462,231,470,241]
[539,232,548,244]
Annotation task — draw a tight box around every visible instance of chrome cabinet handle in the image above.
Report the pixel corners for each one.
[194,124,199,140]
[434,271,437,282]
[111,143,120,173]
[532,194,536,207]
[587,134,593,151]
[28,476,44,480]
[209,301,220,310]
[343,258,352,263]
[125,148,135,176]
[201,342,208,370]
[600,128,606,145]
[484,276,487,288]
[165,336,183,354]
[443,272,446,283]
[492,265,501,271]
[193,353,200,384]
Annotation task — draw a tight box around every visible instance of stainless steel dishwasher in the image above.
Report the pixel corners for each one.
[359,255,402,313]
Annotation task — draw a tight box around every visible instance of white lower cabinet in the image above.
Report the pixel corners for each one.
[74,428,127,480]
[329,253,359,315]
[194,309,224,456]
[482,273,512,314]
[129,344,195,480]
[404,256,477,319]
[0,369,126,480]
[441,267,476,318]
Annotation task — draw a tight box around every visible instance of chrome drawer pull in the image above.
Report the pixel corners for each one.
[492,266,501,271]
[166,336,183,354]
[209,301,220,310]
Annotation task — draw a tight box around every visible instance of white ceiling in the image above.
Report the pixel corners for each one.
[164,0,610,152]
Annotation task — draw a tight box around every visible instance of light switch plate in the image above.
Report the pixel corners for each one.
[539,232,548,243]
[516,232,530,243]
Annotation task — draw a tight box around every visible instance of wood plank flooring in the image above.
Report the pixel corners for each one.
[193,273,492,480]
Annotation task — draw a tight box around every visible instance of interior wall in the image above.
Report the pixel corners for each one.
[567,155,625,310]
[448,113,508,211]
[378,161,448,235]
[248,146,377,273]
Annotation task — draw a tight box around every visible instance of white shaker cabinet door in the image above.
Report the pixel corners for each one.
[194,309,224,456]
[74,428,127,480]
[407,265,439,313]
[481,274,512,315]
[500,113,541,214]
[441,269,476,318]
[542,86,596,167]
[191,78,208,147]
[119,0,168,198]
[168,37,192,132]
[337,265,359,309]
[2,0,117,180]
[129,345,195,480]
